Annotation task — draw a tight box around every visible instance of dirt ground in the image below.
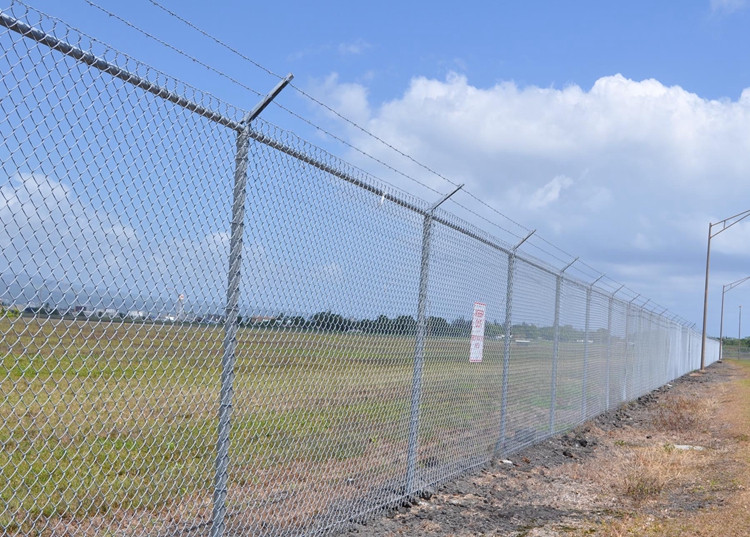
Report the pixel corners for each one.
[338,360,750,536]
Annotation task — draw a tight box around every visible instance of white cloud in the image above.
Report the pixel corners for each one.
[0,173,235,311]
[710,0,747,13]
[526,175,573,210]
[309,72,750,329]
[308,73,372,126]
[338,39,371,56]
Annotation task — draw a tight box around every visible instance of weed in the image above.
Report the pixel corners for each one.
[653,395,702,433]
[624,472,664,501]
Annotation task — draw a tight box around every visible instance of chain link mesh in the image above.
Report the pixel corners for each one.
[0,3,721,535]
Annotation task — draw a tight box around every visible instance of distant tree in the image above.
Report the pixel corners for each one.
[392,315,416,336]
[310,311,350,332]
[427,316,450,336]
[512,322,540,340]
[593,327,610,343]
[485,320,504,339]
[374,315,392,334]
[559,324,584,342]
[286,316,307,328]
[538,326,554,341]
[449,317,471,338]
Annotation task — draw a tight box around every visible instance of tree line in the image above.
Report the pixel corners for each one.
[242,312,598,341]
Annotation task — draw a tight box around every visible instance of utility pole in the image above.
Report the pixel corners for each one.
[700,209,750,371]
[719,276,750,362]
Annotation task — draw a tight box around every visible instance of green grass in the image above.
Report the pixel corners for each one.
[0,316,612,533]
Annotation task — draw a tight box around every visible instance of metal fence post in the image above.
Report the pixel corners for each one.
[605,296,613,410]
[647,310,654,391]
[637,302,648,397]
[497,253,515,455]
[406,185,462,495]
[624,294,639,401]
[496,230,534,456]
[210,77,292,537]
[406,213,433,495]
[582,274,604,421]
[582,286,591,421]
[550,258,577,434]
[624,304,629,402]
[550,275,562,434]
[209,126,249,537]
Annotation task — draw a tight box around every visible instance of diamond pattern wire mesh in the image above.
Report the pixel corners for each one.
[0,3,721,536]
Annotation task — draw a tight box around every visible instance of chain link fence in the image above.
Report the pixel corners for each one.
[0,3,720,536]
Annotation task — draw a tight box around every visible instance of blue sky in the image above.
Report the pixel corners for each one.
[3,0,750,333]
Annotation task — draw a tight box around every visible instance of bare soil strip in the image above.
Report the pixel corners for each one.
[339,360,750,536]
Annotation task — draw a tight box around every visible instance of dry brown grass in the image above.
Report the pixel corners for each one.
[652,393,717,434]
[563,434,702,505]
[565,361,750,536]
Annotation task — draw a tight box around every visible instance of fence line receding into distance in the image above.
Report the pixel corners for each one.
[0,4,720,536]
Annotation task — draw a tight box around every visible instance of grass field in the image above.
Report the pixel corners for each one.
[1,316,622,535]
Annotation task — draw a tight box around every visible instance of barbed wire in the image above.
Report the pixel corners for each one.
[83,0,469,206]
[82,2,530,247]
[88,0,686,323]
[144,0,627,279]
[144,1,537,232]
[84,0,265,98]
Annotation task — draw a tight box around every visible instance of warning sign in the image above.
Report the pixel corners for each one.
[470,302,486,363]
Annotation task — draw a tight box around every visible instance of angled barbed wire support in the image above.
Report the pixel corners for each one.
[549,257,578,435]
[581,273,605,421]
[406,184,463,496]
[495,229,535,456]
[209,74,293,537]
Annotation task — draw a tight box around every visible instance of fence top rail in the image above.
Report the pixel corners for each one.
[1,1,691,326]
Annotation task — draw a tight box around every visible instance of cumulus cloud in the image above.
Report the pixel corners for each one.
[308,73,372,126]
[309,72,750,328]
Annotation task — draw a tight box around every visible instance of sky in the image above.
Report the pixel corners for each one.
[2,0,750,334]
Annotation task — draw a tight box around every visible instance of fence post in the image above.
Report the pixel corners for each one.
[406,185,462,495]
[637,306,646,396]
[582,287,591,421]
[624,295,641,401]
[581,274,603,421]
[496,230,534,456]
[550,275,562,434]
[605,296,613,410]
[648,311,654,390]
[550,258,577,435]
[623,305,629,402]
[210,76,292,537]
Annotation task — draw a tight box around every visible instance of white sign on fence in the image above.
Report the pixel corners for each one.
[470,302,486,363]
